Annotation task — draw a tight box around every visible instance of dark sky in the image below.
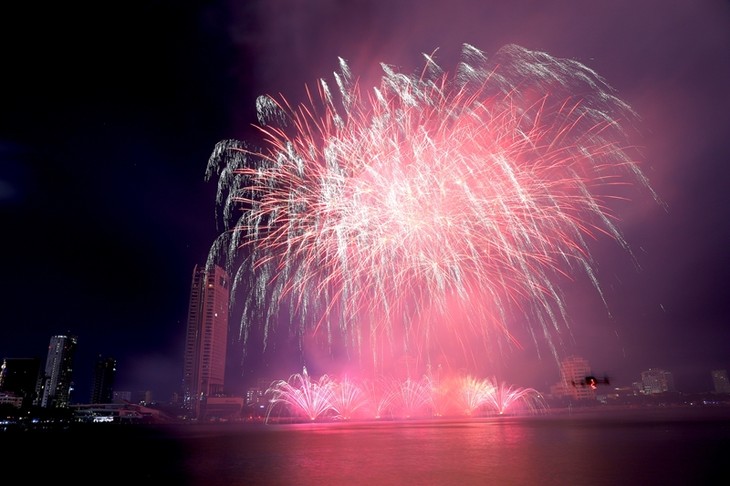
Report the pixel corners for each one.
[1,1,729,401]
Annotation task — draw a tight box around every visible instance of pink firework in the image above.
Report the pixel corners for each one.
[481,379,546,415]
[454,375,496,416]
[328,376,369,420]
[263,369,547,422]
[207,44,658,373]
[265,367,336,422]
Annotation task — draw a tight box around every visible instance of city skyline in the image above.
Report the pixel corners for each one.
[1,1,729,401]
[2,327,726,406]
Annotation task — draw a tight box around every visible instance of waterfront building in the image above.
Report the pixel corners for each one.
[0,357,42,409]
[182,264,230,420]
[38,334,78,408]
[711,369,730,394]
[113,389,152,405]
[558,355,596,400]
[90,355,117,404]
[640,368,675,394]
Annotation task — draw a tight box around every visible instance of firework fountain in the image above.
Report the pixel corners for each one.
[264,367,546,423]
[205,43,658,390]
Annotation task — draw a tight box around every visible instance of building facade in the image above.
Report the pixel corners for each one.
[640,368,675,394]
[182,264,230,420]
[711,369,730,394]
[90,355,117,404]
[0,357,42,409]
[38,334,77,408]
[557,355,596,400]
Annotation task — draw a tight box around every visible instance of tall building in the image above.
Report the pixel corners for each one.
[640,368,675,394]
[559,355,596,400]
[38,334,78,408]
[90,355,117,404]
[711,369,730,394]
[182,263,230,419]
[0,357,42,409]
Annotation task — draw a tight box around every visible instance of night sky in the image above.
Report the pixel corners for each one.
[2,1,729,402]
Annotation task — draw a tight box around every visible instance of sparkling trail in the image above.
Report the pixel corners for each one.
[206,43,659,374]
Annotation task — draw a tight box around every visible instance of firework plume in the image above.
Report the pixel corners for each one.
[206,44,658,375]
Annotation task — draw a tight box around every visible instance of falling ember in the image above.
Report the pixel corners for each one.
[206,44,659,375]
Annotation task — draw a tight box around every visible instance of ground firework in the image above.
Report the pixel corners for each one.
[206,43,658,376]
[263,369,546,422]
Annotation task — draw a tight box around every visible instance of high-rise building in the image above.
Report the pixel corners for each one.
[0,357,42,409]
[711,369,730,394]
[182,263,230,419]
[640,368,675,394]
[559,355,596,400]
[90,355,117,404]
[38,334,77,408]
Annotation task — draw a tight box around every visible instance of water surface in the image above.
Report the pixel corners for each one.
[6,407,729,485]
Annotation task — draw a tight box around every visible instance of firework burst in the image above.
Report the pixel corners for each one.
[206,44,658,374]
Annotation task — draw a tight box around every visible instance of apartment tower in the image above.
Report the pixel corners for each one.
[560,355,596,400]
[182,263,230,419]
[90,355,117,404]
[38,334,77,408]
